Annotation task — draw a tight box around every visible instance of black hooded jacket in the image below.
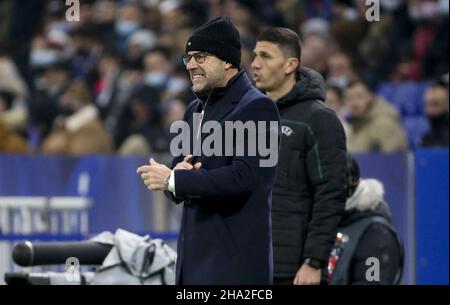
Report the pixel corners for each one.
[272,67,347,279]
[421,113,449,148]
[330,179,404,285]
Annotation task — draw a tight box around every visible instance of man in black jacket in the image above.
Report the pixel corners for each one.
[420,80,449,148]
[251,28,347,285]
[328,155,404,285]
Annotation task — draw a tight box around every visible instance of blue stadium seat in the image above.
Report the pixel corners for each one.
[377,82,397,103]
[403,116,430,149]
[377,82,429,116]
[392,83,420,116]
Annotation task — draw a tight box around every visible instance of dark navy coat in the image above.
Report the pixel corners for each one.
[167,71,280,284]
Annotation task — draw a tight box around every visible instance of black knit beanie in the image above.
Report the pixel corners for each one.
[185,16,241,68]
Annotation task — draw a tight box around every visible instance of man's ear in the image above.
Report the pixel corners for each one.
[285,58,300,75]
[224,62,233,70]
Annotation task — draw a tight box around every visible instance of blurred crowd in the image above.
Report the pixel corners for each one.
[0,0,448,155]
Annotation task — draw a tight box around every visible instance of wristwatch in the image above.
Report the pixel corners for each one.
[304,258,324,270]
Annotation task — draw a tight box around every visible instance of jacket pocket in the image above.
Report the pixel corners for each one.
[212,213,237,257]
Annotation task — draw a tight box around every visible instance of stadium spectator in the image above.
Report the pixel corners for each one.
[327,52,358,89]
[114,2,143,54]
[344,80,408,153]
[40,81,113,155]
[106,57,144,143]
[29,61,71,146]
[125,29,157,63]
[161,99,186,132]
[326,85,351,140]
[0,87,29,153]
[93,52,121,123]
[142,46,178,100]
[329,0,369,61]
[69,23,104,83]
[299,18,332,76]
[420,80,449,147]
[301,32,331,76]
[115,84,164,155]
[0,56,29,131]
[159,98,187,155]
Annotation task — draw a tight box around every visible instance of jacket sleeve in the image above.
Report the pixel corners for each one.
[173,97,280,199]
[164,101,198,203]
[303,108,347,263]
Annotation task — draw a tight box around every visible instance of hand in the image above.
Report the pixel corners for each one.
[136,158,172,191]
[174,154,202,170]
[293,263,322,285]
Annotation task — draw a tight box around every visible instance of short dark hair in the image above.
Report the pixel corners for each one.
[257,27,301,60]
[346,153,360,198]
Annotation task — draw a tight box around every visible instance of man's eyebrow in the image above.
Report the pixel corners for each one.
[258,50,271,57]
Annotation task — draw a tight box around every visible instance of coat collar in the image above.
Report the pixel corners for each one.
[193,70,252,122]
[276,67,326,109]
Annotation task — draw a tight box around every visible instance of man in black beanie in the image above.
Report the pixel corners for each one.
[137,16,280,284]
[183,15,242,94]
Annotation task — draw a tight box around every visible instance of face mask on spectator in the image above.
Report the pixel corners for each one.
[144,72,169,88]
[48,21,70,33]
[328,76,350,89]
[342,8,358,21]
[30,49,60,67]
[380,0,402,12]
[115,20,140,36]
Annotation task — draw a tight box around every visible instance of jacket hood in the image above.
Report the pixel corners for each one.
[341,179,392,225]
[346,179,384,211]
[277,67,326,107]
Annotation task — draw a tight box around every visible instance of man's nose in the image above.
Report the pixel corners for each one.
[186,57,198,70]
[250,58,260,70]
